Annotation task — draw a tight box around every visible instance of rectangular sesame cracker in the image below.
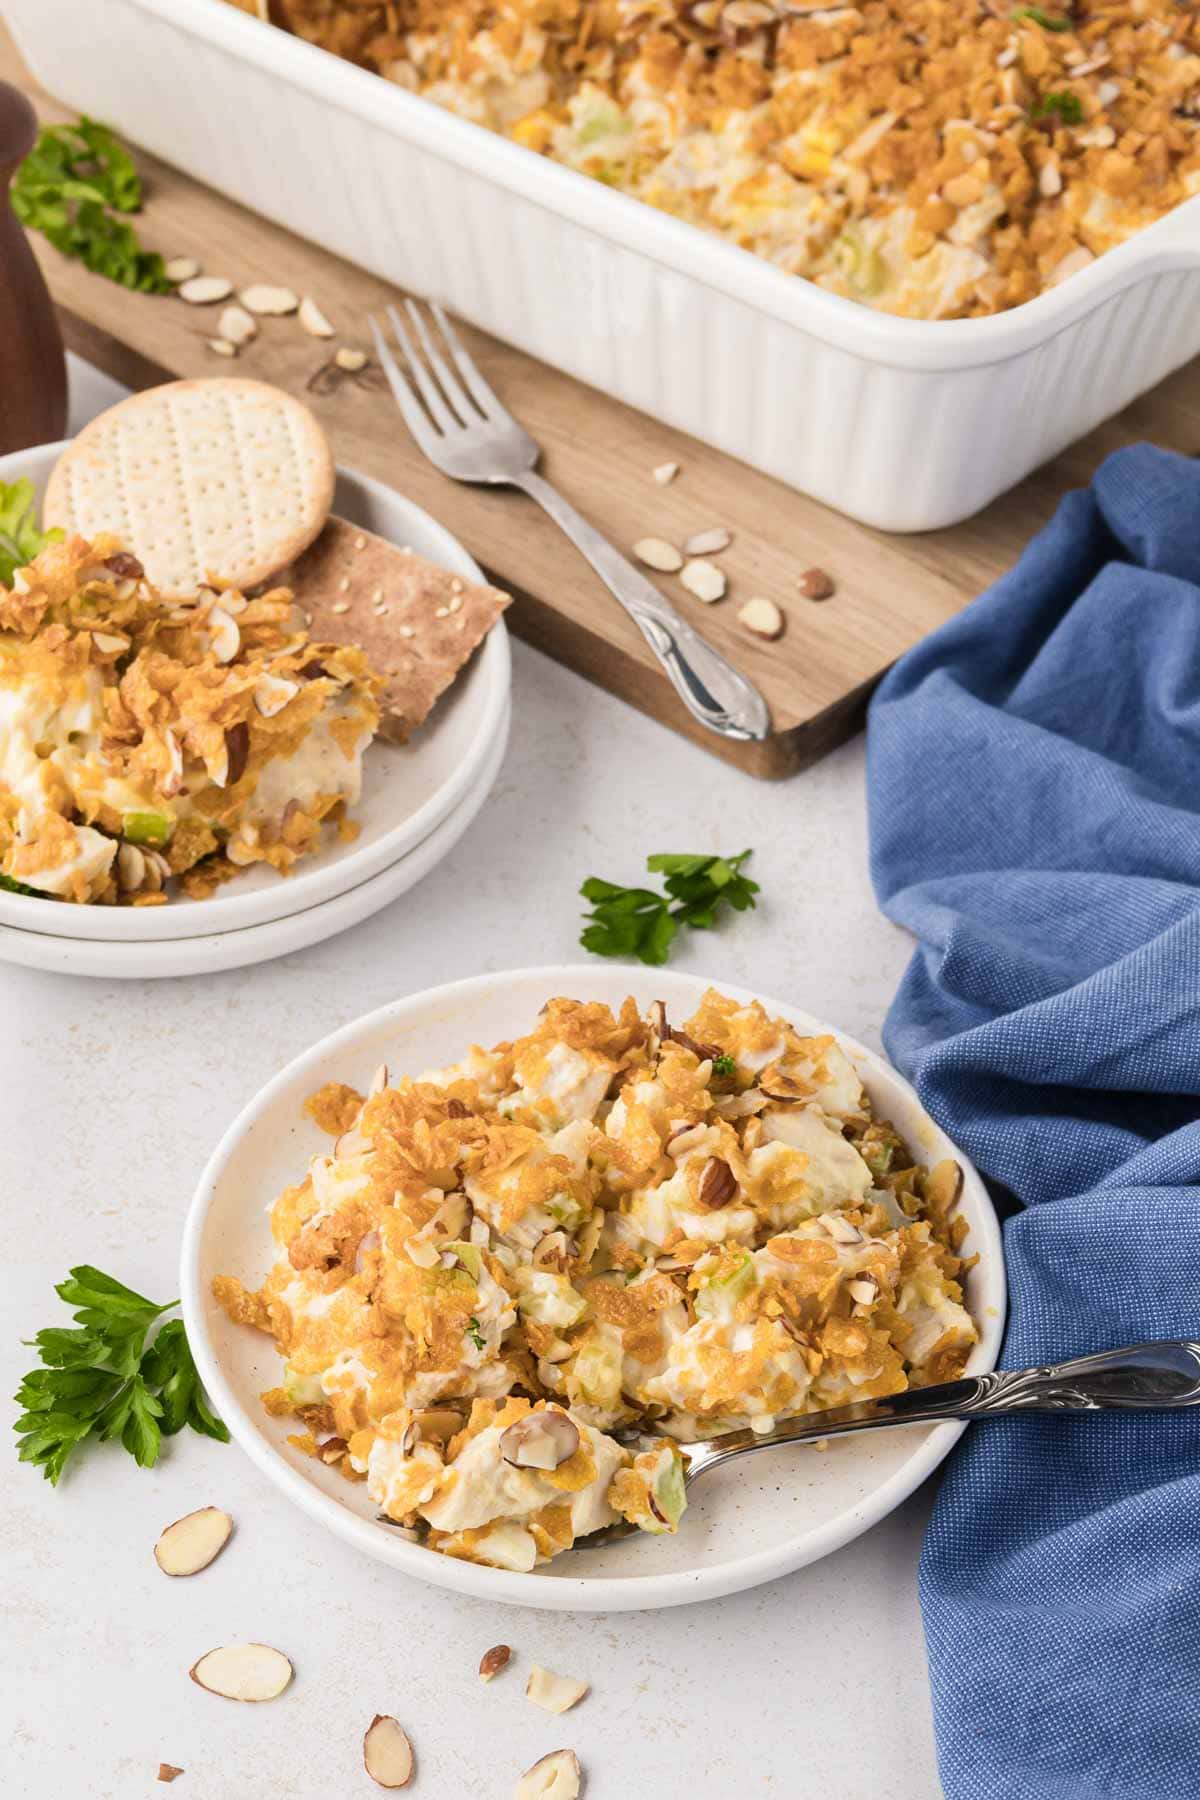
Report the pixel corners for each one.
[277,515,510,743]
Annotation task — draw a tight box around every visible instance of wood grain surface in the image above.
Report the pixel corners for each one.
[4,21,1198,777]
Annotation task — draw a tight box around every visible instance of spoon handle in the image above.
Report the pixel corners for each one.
[684,1341,1200,1476]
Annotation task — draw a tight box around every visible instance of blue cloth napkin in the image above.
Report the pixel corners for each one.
[867,445,1200,1800]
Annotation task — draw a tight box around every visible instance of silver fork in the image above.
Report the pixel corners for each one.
[369,301,771,744]
[574,1339,1200,1548]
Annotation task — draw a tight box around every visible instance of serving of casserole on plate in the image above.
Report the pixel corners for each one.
[183,967,1005,1610]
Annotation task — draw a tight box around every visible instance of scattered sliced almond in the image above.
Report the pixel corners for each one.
[500,1410,579,1471]
[164,257,199,284]
[92,631,130,654]
[820,1212,862,1244]
[680,558,726,603]
[240,283,300,315]
[526,1666,589,1716]
[797,565,835,601]
[178,275,234,304]
[515,1749,582,1800]
[684,526,732,556]
[363,1715,414,1789]
[652,461,679,485]
[154,1507,233,1577]
[697,1156,737,1210]
[254,672,300,718]
[738,596,785,639]
[847,1277,878,1306]
[207,338,238,358]
[479,1643,512,1681]
[156,1765,184,1784]
[208,606,241,664]
[633,536,683,573]
[189,1643,293,1702]
[218,304,258,346]
[299,295,335,337]
[335,346,368,372]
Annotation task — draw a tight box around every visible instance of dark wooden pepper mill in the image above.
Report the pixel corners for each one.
[0,82,68,456]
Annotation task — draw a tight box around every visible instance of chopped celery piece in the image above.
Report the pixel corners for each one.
[0,871,43,897]
[282,1364,324,1407]
[516,1271,588,1329]
[122,809,173,846]
[651,1450,687,1531]
[695,1252,755,1319]
[445,1241,482,1282]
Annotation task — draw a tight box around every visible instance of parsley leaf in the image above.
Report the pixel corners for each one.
[12,118,171,294]
[0,478,61,588]
[1012,6,1072,27]
[1031,90,1084,125]
[712,1054,737,1077]
[465,1316,487,1353]
[14,1265,228,1486]
[580,851,759,966]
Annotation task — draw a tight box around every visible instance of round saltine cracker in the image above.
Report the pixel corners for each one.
[43,378,335,599]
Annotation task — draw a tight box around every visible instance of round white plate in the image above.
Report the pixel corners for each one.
[0,443,510,941]
[0,700,507,978]
[182,966,1006,1613]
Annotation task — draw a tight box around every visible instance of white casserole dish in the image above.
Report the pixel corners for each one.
[11,0,1200,531]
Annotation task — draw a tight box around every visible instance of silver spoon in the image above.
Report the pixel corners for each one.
[577,1340,1200,1549]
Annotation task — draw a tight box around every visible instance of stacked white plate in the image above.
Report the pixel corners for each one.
[0,447,511,978]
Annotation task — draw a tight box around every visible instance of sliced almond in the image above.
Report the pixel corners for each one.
[363,1715,414,1789]
[207,339,238,358]
[479,1643,512,1681]
[738,596,785,639]
[652,461,679,485]
[515,1749,582,1800]
[92,631,131,654]
[405,1236,441,1270]
[218,304,258,346]
[797,565,835,601]
[633,536,683,573]
[683,526,732,556]
[189,1643,293,1702]
[162,728,184,798]
[154,1506,233,1577]
[680,558,726,603]
[178,275,234,304]
[846,1277,878,1306]
[697,1156,737,1209]
[820,1212,862,1245]
[525,1666,589,1716]
[335,346,368,372]
[500,1409,580,1471]
[164,257,200,283]
[254,673,300,718]
[208,606,240,664]
[666,1122,708,1159]
[299,295,335,337]
[117,843,146,893]
[240,283,300,315]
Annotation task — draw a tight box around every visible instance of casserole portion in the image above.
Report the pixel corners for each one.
[0,535,379,903]
[237,1,1200,320]
[215,989,977,1570]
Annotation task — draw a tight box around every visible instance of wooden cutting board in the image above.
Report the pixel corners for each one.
[5,22,1199,779]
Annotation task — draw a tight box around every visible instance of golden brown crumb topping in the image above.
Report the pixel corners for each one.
[242,1,1200,318]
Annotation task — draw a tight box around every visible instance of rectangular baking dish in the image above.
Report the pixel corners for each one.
[10,0,1200,531]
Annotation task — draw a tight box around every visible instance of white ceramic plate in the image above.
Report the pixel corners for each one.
[0,700,507,978]
[0,442,510,941]
[182,966,1006,1613]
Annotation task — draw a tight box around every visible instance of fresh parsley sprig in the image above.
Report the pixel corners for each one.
[1013,7,1073,29]
[1030,90,1084,125]
[580,850,759,966]
[14,1266,228,1486]
[12,118,171,294]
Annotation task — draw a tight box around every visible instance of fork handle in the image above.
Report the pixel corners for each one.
[513,470,770,744]
[682,1341,1200,1478]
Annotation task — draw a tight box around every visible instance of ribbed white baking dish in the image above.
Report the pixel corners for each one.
[11,0,1200,530]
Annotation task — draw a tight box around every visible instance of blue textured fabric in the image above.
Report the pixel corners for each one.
[867,444,1200,1800]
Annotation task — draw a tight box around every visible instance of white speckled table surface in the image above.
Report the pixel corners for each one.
[1,360,942,1800]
